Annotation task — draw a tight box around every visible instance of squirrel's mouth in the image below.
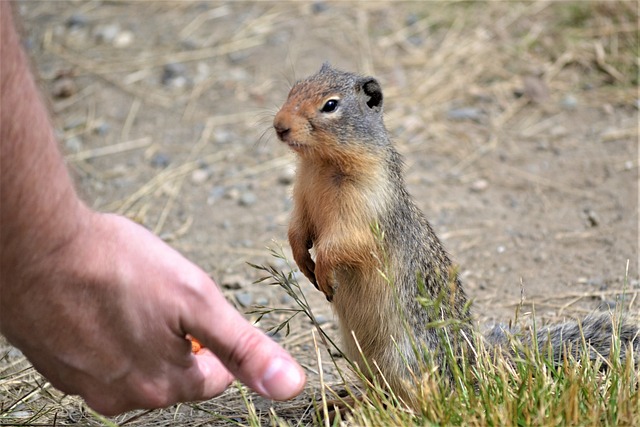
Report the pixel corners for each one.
[285,141,306,152]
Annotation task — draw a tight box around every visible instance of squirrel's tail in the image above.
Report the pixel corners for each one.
[484,313,639,367]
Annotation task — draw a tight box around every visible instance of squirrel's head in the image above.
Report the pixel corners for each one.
[274,63,387,158]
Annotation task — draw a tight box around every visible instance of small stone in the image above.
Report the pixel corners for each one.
[150,152,170,168]
[6,347,23,359]
[94,121,111,135]
[256,297,269,306]
[239,191,257,207]
[94,24,121,44]
[190,169,209,185]
[194,62,210,83]
[470,178,489,192]
[181,38,199,50]
[221,274,249,289]
[228,50,249,63]
[405,12,420,26]
[235,291,253,307]
[169,76,188,89]
[64,136,83,152]
[447,107,482,122]
[213,128,233,144]
[280,293,294,305]
[113,30,134,48]
[312,1,329,13]
[162,63,187,86]
[225,187,240,201]
[314,314,330,325]
[278,167,296,185]
[52,77,77,98]
[560,94,578,110]
[536,139,551,151]
[66,408,84,423]
[496,245,506,254]
[229,67,249,82]
[533,252,547,263]
[207,186,226,205]
[66,14,88,30]
[267,330,282,340]
[583,208,600,227]
[408,35,424,46]
[161,62,189,88]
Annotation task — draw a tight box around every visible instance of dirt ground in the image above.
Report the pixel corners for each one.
[2,1,638,425]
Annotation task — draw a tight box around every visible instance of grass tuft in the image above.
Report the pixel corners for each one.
[249,248,639,426]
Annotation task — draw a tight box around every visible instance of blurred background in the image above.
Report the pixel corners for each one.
[2,1,638,424]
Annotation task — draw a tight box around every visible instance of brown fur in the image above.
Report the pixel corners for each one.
[273,64,639,410]
[274,64,469,408]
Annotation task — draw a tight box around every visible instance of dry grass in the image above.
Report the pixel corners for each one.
[250,247,640,426]
[2,1,638,426]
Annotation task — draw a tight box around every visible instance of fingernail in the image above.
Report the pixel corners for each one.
[260,356,305,400]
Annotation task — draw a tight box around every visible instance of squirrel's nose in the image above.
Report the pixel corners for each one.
[273,119,290,141]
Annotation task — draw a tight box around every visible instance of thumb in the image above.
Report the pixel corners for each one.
[184,282,306,401]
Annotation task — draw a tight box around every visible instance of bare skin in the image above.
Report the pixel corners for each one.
[0,2,304,416]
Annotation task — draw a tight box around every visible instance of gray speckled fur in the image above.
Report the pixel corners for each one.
[486,313,639,365]
[282,65,639,404]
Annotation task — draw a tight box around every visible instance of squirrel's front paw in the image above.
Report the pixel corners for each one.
[314,264,336,302]
[319,280,335,302]
[298,259,318,290]
[292,249,318,289]
[302,258,318,289]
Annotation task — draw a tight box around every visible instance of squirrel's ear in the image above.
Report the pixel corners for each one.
[359,78,383,112]
[320,62,332,73]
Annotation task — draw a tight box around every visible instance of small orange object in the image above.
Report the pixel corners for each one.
[187,335,203,354]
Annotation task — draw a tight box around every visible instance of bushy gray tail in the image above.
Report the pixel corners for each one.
[484,313,639,367]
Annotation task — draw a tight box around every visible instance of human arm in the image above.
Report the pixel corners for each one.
[0,1,304,415]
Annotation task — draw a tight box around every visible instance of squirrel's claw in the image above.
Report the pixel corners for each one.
[315,270,336,303]
[300,259,318,290]
[305,258,316,277]
[291,247,318,289]
[309,275,319,290]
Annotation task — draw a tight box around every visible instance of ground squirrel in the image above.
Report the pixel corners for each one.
[273,63,639,408]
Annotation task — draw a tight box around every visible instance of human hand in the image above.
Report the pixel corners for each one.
[0,209,305,415]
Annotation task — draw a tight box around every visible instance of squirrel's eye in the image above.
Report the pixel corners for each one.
[321,99,339,113]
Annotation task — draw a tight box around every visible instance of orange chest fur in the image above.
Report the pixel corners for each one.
[293,158,386,240]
